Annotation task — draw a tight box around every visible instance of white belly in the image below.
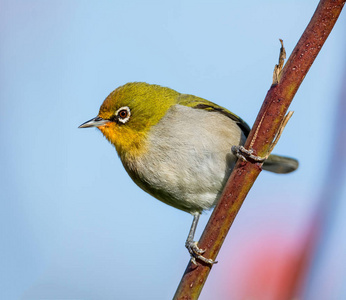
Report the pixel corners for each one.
[124,104,246,213]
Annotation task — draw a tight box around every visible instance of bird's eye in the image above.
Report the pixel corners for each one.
[115,106,131,124]
[118,109,128,119]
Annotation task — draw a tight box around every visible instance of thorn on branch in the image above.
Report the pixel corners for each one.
[272,39,286,85]
[267,111,294,158]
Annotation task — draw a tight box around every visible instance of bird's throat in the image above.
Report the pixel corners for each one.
[98,125,148,160]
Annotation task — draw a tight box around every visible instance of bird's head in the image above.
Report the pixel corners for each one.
[79,82,179,158]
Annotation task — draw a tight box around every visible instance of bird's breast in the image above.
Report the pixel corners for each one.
[122,104,246,213]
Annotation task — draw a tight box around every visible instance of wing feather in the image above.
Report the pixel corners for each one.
[177,94,251,137]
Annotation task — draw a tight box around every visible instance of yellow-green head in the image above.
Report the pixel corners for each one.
[79,82,180,158]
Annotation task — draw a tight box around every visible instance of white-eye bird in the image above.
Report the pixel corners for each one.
[79,82,298,264]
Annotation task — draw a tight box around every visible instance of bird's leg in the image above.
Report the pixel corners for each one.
[185,213,216,265]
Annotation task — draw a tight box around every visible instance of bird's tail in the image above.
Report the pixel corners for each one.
[263,154,299,174]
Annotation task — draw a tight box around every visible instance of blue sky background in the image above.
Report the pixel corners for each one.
[1,1,345,299]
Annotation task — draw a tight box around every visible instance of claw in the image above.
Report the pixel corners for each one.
[185,240,217,265]
[185,213,217,265]
[190,241,205,254]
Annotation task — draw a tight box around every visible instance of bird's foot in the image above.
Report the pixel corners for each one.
[232,145,266,163]
[185,240,217,265]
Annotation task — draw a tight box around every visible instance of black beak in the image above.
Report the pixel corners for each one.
[78,116,109,128]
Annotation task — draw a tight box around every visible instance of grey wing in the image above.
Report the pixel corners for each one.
[193,103,251,137]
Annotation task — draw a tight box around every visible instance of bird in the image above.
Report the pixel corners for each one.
[79,82,298,264]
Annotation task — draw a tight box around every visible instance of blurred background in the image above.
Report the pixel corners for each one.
[1,1,345,299]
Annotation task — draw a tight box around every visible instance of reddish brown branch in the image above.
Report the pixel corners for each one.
[173,0,345,299]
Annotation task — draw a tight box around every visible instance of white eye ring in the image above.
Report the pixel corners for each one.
[115,106,131,124]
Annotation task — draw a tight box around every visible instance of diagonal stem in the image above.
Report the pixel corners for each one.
[173,0,345,299]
